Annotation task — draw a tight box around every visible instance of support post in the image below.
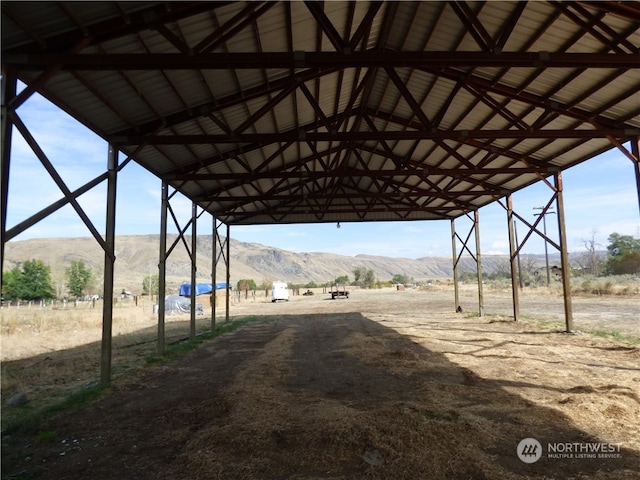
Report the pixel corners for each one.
[513,220,524,290]
[211,215,217,330]
[157,181,168,355]
[554,173,573,333]
[100,145,117,384]
[190,202,197,339]
[226,223,231,323]
[506,194,520,322]
[632,137,640,216]
[450,219,459,312]
[474,210,484,317]
[1,70,16,293]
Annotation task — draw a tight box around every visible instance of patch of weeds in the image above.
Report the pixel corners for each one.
[423,409,461,423]
[146,315,270,364]
[534,318,564,331]
[2,382,109,436]
[589,329,640,345]
[37,430,56,441]
[465,311,534,323]
[3,316,273,436]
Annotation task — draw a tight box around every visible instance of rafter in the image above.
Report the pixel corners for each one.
[116,128,637,145]
[7,51,639,70]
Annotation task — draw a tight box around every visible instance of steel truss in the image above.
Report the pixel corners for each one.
[157,183,216,354]
[451,211,484,317]
[497,173,573,332]
[212,218,231,326]
[2,0,640,383]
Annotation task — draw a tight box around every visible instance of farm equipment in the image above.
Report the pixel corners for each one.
[330,284,349,299]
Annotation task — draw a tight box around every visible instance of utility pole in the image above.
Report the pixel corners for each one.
[534,207,556,286]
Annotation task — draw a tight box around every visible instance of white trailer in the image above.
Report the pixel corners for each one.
[271,281,289,302]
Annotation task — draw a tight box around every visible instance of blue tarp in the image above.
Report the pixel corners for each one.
[179,283,229,296]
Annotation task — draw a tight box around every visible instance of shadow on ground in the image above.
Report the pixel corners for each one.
[2,312,638,479]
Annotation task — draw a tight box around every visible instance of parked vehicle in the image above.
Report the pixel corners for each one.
[272,281,289,302]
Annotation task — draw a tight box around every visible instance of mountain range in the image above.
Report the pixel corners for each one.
[4,235,524,295]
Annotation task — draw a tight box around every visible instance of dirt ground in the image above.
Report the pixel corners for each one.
[2,286,639,479]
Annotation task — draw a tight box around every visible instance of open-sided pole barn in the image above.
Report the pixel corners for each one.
[1,1,639,384]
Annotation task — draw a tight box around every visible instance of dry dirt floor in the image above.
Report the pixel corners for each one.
[2,286,639,479]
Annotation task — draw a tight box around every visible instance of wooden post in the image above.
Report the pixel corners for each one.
[100,144,117,384]
[506,194,520,322]
[554,173,573,333]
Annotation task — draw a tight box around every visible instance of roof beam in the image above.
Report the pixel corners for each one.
[575,1,640,24]
[400,65,635,130]
[116,128,639,145]
[3,2,234,54]
[221,204,459,220]
[304,1,348,52]
[7,51,639,70]
[171,166,553,182]
[449,2,493,51]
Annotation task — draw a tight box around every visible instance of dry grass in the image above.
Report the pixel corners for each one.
[1,295,229,429]
[174,303,640,479]
[178,322,511,480]
[1,286,639,480]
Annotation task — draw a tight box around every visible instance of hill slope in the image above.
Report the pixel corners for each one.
[4,235,511,294]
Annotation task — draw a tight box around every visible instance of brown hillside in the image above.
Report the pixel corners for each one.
[3,235,509,295]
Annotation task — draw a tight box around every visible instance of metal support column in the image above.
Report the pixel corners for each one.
[1,70,16,292]
[211,215,217,330]
[554,173,574,333]
[190,202,197,339]
[506,194,520,322]
[450,219,459,312]
[100,145,117,384]
[632,137,640,215]
[225,223,231,323]
[157,180,168,355]
[474,210,484,317]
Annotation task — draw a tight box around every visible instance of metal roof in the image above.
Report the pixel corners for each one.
[3,1,639,226]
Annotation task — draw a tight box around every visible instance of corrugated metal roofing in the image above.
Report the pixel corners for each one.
[2,1,639,226]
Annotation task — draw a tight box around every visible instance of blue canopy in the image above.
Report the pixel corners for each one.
[179,283,229,296]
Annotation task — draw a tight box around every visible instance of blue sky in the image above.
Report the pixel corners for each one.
[5,90,639,259]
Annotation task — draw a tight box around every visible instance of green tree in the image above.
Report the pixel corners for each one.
[237,279,257,291]
[362,268,376,288]
[2,268,20,300]
[392,273,409,285]
[353,266,365,285]
[66,260,93,298]
[334,275,349,285]
[606,232,640,256]
[353,267,375,288]
[605,233,640,275]
[142,274,159,295]
[6,259,55,301]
